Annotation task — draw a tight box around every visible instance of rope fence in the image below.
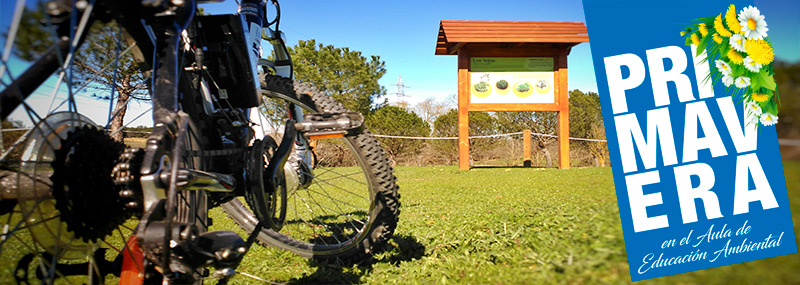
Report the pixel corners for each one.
[4,128,800,146]
[371,132,609,143]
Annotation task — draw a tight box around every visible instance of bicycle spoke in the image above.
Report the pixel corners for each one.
[309,173,369,201]
[292,193,343,244]
[311,183,366,228]
[0,0,26,80]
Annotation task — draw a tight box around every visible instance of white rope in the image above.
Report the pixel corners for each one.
[372,131,609,142]
[372,132,523,140]
[11,127,800,146]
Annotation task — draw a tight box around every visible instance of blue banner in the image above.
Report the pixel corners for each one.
[582,0,797,281]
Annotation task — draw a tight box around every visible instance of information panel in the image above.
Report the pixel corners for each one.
[469,57,555,104]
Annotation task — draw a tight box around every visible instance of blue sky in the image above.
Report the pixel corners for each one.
[200,0,800,108]
[1,0,798,126]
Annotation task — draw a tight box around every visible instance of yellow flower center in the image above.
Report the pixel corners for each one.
[737,38,743,46]
[748,18,757,30]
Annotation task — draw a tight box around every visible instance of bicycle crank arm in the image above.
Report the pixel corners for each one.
[158,169,236,192]
[267,120,297,188]
[294,111,364,139]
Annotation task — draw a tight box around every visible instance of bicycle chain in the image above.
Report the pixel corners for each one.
[188,147,246,157]
[112,148,145,216]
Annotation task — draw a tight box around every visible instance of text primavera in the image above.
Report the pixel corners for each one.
[639,232,784,273]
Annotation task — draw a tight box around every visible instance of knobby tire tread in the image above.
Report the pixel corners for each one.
[223,75,400,261]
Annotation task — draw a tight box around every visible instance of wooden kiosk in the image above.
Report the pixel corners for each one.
[435,20,588,170]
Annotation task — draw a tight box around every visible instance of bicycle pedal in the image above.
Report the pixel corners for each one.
[294,112,364,139]
[196,231,246,267]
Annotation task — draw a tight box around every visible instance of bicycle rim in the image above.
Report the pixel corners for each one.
[222,76,400,260]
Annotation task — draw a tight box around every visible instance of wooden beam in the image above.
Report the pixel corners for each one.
[557,49,570,169]
[523,129,532,167]
[468,103,560,112]
[458,49,471,170]
[448,42,466,55]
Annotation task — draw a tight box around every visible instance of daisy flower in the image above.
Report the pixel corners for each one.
[722,74,734,87]
[745,102,761,128]
[729,34,746,52]
[727,49,744,64]
[725,5,742,35]
[743,56,762,72]
[760,112,778,126]
[746,101,762,116]
[738,5,768,40]
[715,14,732,37]
[691,33,700,46]
[734,76,751,88]
[751,92,770,102]
[712,33,723,44]
[745,39,774,65]
[715,59,732,75]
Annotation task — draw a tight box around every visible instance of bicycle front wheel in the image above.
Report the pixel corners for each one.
[222,75,400,261]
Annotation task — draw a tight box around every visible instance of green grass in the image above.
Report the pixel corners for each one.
[3,162,797,283]
[219,161,800,284]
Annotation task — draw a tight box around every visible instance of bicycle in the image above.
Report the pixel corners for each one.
[0,0,400,283]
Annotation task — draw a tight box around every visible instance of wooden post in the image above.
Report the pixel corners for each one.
[557,48,571,169]
[523,129,532,167]
[457,49,471,170]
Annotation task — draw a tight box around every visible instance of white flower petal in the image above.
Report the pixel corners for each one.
[759,112,778,126]
[729,34,747,52]
[722,74,734,87]
[738,6,769,40]
[746,101,763,116]
[743,56,762,72]
[734,76,751,88]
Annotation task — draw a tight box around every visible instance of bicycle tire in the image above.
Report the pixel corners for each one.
[221,75,400,260]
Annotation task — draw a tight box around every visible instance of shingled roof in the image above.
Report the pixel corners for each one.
[435,20,589,55]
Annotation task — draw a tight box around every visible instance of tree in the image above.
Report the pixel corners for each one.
[432,109,498,163]
[288,40,387,115]
[365,105,429,164]
[75,23,149,141]
[12,8,147,142]
[567,90,608,166]
[568,90,603,139]
[413,97,448,134]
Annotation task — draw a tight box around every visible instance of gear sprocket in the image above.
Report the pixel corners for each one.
[50,126,130,242]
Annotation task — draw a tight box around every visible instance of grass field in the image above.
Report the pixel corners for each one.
[216,161,800,284]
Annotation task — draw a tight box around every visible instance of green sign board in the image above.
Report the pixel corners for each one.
[470,57,554,72]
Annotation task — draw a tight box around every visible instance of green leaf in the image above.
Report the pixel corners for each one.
[750,77,762,92]
[759,69,777,91]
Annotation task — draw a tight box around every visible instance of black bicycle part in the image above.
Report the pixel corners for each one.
[50,126,128,242]
[246,135,287,232]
